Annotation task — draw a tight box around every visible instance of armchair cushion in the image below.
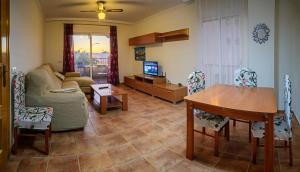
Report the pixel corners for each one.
[17,107,53,130]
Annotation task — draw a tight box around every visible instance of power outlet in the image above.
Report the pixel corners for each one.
[12,67,17,73]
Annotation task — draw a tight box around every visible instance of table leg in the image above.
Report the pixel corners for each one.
[264,114,274,172]
[122,94,128,111]
[186,102,194,160]
[100,96,107,114]
[90,89,94,101]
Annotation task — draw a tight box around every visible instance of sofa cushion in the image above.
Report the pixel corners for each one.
[26,69,58,95]
[62,81,81,90]
[54,72,65,80]
[39,64,62,88]
[65,77,95,87]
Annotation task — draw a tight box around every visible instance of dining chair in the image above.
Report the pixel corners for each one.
[233,68,257,142]
[251,74,293,166]
[188,71,230,157]
[12,72,54,155]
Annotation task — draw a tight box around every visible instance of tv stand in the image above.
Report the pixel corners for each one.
[124,75,187,104]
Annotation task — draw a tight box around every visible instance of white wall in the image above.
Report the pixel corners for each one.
[130,2,200,85]
[248,0,275,88]
[44,20,134,82]
[277,0,300,121]
[10,0,44,74]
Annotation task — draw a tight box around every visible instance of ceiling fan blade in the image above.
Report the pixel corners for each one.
[80,10,98,13]
[106,9,124,12]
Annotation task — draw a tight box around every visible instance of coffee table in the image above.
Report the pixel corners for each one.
[90,84,128,114]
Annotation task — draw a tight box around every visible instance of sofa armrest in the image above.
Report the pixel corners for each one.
[65,72,81,77]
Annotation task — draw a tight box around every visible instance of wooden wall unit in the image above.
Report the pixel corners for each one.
[129,33,162,46]
[128,28,189,46]
[124,75,187,104]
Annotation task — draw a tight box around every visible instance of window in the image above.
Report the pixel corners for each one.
[73,34,110,83]
[199,0,248,86]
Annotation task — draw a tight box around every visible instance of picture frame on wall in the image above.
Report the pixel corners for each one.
[135,47,146,61]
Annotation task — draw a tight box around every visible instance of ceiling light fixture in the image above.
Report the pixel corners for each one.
[98,11,106,20]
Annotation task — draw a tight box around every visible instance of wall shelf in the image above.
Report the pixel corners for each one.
[158,28,189,42]
[128,28,189,46]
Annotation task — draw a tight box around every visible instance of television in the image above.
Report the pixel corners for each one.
[143,61,158,76]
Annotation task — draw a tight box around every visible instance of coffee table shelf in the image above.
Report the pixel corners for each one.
[91,84,128,114]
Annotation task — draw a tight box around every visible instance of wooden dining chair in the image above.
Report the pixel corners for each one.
[12,72,54,155]
[251,74,293,166]
[233,68,257,142]
[188,71,230,157]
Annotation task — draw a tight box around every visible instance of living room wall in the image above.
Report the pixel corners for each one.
[276,0,300,121]
[130,2,200,85]
[43,20,134,82]
[10,0,44,74]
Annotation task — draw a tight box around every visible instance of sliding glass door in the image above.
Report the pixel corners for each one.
[73,34,110,83]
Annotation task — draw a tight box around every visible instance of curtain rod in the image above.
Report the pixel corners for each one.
[66,23,113,27]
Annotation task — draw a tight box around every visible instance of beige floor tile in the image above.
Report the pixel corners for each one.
[76,137,103,154]
[144,149,184,171]
[107,143,140,165]
[16,157,47,172]
[121,128,148,141]
[79,151,114,172]
[166,159,213,172]
[50,141,77,156]
[116,158,158,172]
[47,155,80,172]
[131,136,163,154]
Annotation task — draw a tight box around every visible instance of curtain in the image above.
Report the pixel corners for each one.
[63,24,75,73]
[108,26,120,85]
[199,0,248,86]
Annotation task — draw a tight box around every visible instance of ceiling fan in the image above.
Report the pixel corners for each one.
[80,1,124,20]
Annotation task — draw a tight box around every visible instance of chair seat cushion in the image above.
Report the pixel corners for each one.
[194,110,229,131]
[251,116,292,141]
[16,107,53,130]
[65,77,95,87]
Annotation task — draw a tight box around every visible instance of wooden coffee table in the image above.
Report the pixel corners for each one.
[91,84,128,114]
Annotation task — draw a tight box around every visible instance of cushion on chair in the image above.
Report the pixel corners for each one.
[16,107,53,130]
[187,71,205,95]
[251,116,292,141]
[234,68,257,87]
[195,112,230,132]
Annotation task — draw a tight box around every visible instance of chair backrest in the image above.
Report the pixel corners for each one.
[12,72,26,123]
[284,74,292,132]
[234,68,257,87]
[187,71,205,95]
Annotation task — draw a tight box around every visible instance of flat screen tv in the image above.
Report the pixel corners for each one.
[143,61,158,76]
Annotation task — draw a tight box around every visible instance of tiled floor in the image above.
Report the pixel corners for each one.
[3,85,300,172]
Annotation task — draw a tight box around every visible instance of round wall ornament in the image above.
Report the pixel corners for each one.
[252,23,270,44]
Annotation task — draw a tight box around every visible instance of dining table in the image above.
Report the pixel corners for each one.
[184,84,277,172]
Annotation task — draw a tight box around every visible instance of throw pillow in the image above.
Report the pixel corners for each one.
[54,72,65,80]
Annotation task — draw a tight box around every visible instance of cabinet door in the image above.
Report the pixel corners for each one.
[153,87,175,102]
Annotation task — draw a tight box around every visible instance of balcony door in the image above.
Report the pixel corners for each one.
[73,34,110,83]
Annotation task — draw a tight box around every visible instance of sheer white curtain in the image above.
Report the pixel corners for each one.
[199,0,248,86]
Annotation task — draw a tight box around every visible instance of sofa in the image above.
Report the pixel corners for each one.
[44,64,95,94]
[25,64,89,131]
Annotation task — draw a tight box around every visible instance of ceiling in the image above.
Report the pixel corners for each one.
[39,0,184,23]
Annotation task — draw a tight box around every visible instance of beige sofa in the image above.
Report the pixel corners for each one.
[25,65,89,131]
